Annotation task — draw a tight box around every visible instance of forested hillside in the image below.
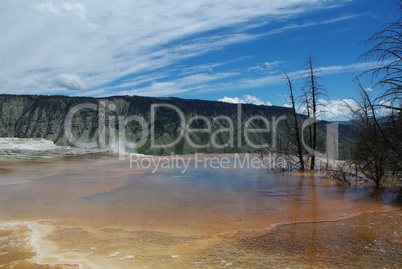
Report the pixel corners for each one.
[0,94,353,156]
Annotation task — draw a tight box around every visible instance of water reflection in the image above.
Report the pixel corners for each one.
[0,155,397,232]
[0,154,400,268]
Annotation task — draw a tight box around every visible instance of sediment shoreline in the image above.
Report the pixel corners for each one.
[1,208,400,269]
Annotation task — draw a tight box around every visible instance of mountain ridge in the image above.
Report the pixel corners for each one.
[0,94,352,157]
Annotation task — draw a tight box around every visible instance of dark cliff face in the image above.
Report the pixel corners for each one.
[0,94,353,156]
[0,95,99,145]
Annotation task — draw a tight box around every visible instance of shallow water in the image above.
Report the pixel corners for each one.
[0,154,400,268]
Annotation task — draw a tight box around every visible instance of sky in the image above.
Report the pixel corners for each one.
[0,0,400,120]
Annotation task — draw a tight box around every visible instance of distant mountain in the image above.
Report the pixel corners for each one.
[0,94,354,157]
[333,120,353,126]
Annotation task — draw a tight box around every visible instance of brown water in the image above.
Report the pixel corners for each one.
[0,154,400,268]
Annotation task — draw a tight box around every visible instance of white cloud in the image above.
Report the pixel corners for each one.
[320,98,393,121]
[248,61,284,72]
[219,96,244,104]
[244,95,273,106]
[52,74,88,91]
[317,98,358,121]
[34,2,86,18]
[61,3,86,19]
[218,95,272,106]
[284,97,358,120]
[35,2,59,14]
[0,0,353,96]
[266,14,361,35]
[214,60,381,93]
[319,62,380,74]
[277,98,359,121]
[107,71,239,97]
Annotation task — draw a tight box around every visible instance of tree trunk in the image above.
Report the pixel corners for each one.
[308,56,317,171]
[285,73,305,171]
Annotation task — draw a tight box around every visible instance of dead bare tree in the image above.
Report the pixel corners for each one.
[265,129,305,172]
[300,88,313,166]
[326,161,363,186]
[352,1,402,189]
[345,79,400,188]
[359,0,402,110]
[301,56,328,170]
[285,73,305,171]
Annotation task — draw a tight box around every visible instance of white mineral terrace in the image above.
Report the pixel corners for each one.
[0,138,57,150]
[0,138,111,159]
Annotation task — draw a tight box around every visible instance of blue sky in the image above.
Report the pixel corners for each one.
[0,0,399,119]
